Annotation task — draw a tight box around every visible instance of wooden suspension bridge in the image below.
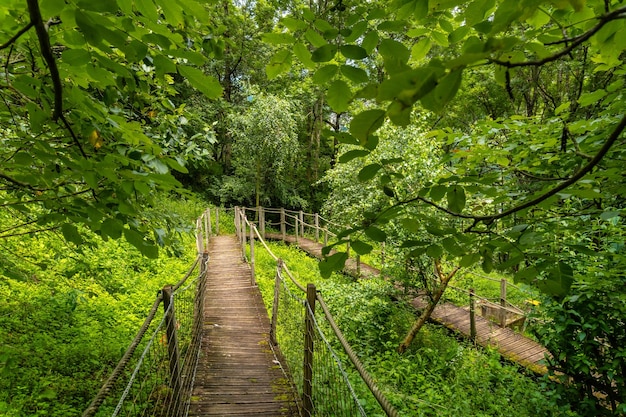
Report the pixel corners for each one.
[84,206,551,417]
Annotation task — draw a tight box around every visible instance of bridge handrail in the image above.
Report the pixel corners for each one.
[83,208,217,417]
[235,206,399,417]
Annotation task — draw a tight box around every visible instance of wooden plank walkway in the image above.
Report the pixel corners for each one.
[265,233,550,375]
[189,235,300,416]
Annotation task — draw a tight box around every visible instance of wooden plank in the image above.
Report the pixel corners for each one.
[189,235,299,417]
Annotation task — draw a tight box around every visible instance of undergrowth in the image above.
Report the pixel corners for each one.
[0,193,204,416]
[252,240,578,417]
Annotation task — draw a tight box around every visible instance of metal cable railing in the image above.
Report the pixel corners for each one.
[234,206,399,417]
[83,209,213,417]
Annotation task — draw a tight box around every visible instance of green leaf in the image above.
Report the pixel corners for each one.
[266,49,293,79]
[340,65,369,84]
[319,252,348,278]
[422,68,463,112]
[124,228,159,258]
[134,0,159,21]
[77,0,119,13]
[538,262,574,297]
[280,16,307,31]
[441,237,465,256]
[26,103,48,134]
[305,29,327,48]
[101,219,123,239]
[61,48,91,66]
[600,211,620,220]
[350,109,386,142]
[326,80,352,113]
[312,64,339,85]
[351,239,373,255]
[358,163,383,182]
[178,65,223,98]
[311,44,336,62]
[400,218,420,233]
[460,252,481,267]
[262,32,296,44]
[379,38,410,64]
[426,244,444,258]
[340,44,368,60]
[62,223,83,245]
[446,185,466,213]
[155,0,184,27]
[396,0,429,20]
[578,90,607,107]
[339,149,370,163]
[430,184,448,201]
[361,31,379,54]
[411,38,431,62]
[364,226,387,242]
[294,43,315,68]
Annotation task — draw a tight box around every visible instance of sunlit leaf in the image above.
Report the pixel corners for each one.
[326,80,352,113]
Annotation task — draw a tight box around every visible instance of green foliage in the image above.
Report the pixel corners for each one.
[0,195,198,416]
[0,0,222,255]
[223,92,304,208]
[251,239,576,416]
[533,272,626,415]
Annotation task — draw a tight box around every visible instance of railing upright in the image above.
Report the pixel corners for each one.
[299,210,304,237]
[470,288,477,341]
[281,208,286,241]
[241,211,247,260]
[215,207,220,235]
[259,207,265,239]
[162,285,182,415]
[303,283,316,417]
[270,259,283,346]
[206,207,212,238]
[250,223,256,286]
[500,279,507,327]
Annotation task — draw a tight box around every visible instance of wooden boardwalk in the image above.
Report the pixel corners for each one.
[189,235,300,416]
[265,233,550,375]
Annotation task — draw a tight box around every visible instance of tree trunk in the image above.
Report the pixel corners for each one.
[398,262,460,353]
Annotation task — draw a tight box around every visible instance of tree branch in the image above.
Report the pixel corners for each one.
[26,0,63,120]
[475,113,626,225]
[490,6,626,68]
[0,22,34,50]
[391,114,626,230]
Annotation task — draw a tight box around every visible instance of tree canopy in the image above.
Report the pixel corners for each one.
[1,0,626,414]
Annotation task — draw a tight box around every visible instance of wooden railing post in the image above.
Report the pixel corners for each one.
[314,213,319,242]
[295,216,299,244]
[299,210,304,237]
[250,224,256,286]
[356,254,361,276]
[500,279,507,327]
[280,208,286,241]
[162,285,182,414]
[234,206,240,239]
[323,228,328,246]
[207,207,212,237]
[469,288,476,342]
[270,259,283,346]
[241,212,247,260]
[215,207,220,235]
[381,242,386,270]
[259,207,265,239]
[303,283,316,417]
